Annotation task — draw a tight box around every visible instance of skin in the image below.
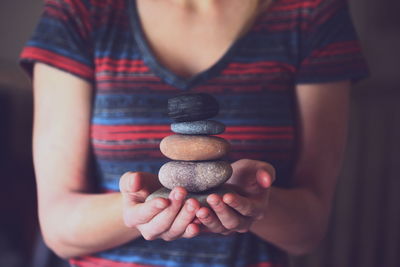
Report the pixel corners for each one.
[32,0,350,259]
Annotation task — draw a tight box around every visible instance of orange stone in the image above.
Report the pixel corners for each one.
[160,134,230,161]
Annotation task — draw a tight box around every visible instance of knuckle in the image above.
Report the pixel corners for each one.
[162,233,178,241]
[243,205,254,217]
[124,221,135,228]
[166,229,180,239]
[225,220,240,230]
[123,215,136,228]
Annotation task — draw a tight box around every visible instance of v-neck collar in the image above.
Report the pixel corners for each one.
[128,0,269,90]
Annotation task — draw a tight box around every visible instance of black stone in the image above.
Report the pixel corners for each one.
[168,93,219,122]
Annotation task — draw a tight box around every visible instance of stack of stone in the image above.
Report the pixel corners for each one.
[147,93,233,205]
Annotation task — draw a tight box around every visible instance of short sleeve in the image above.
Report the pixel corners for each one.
[296,0,370,84]
[19,0,94,82]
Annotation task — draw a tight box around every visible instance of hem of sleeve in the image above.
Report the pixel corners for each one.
[295,72,370,86]
[19,47,94,84]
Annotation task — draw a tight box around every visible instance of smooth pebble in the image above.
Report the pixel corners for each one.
[171,120,225,135]
[158,160,233,192]
[160,134,230,161]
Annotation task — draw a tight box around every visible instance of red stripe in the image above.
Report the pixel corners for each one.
[96,58,145,65]
[71,257,280,267]
[224,62,296,74]
[270,0,321,12]
[91,0,126,9]
[91,125,292,133]
[97,65,150,73]
[91,126,293,141]
[97,75,161,82]
[226,126,292,132]
[95,58,151,73]
[97,83,176,92]
[21,47,93,79]
[93,142,292,151]
[224,134,293,140]
[230,151,291,160]
[91,133,292,142]
[91,125,170,132]
[46,5,68,21]
[46,0,91,37]
[222,67,287,75]
[68,0,91,33]
[267,22,301,32]
[247,263,280,267]
[92,133,170,140]
[95,150,164,158]
[70,256,160,267]
[93,143,159,149]
[310,42,362,58]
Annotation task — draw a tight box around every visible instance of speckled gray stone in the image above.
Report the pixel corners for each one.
[171,120,225,135]
[146,184,238,207]
[158,161,233,192]
[168,93,219,122]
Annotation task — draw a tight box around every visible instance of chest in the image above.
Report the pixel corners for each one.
[135,0,261,78]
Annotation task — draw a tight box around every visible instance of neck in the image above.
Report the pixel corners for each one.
[169,0,263,13]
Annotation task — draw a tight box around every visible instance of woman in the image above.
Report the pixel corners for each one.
[20,0,369,266]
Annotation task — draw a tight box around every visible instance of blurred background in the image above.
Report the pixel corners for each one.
[0,0,399,267]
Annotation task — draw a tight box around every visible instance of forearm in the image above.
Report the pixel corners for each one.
[40,191,141,259]
[250,186,329,255]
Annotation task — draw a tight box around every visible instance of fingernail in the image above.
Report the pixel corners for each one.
[186,203,195,212]
[128,173,135,189]
[224,196,234,205]
[174,191,185,201]
[209,198,219,206]
[199,213,209,219]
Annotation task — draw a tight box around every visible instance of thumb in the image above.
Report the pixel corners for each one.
[256,166,275,189]
[119,172,150,204]
[119,172,143,194]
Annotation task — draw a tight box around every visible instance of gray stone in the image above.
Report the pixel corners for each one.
[171,120,225,135]
[158,161,233,192]
[146,184,239,207]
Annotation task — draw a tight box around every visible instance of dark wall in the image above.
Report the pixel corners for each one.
[0,0,399,267]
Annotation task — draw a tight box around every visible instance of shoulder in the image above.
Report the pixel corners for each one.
[46,0,128,16]
[265,0,347,16]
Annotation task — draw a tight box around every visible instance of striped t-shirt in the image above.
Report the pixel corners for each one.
[20,0,369,266]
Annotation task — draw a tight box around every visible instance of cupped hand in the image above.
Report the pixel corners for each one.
[196,159,275,234]
[119,172,201,241]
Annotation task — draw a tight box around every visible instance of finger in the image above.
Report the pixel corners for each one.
[162,198,200,240]
[222,193,263,219]
[182,223,201,239]
[196,207,226,234]
[139,187,187,240]
[256,168,274,188]
[119,172,150,203]
[119,172,142,194]
[123,197,170,227]
[207,194,245,231]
